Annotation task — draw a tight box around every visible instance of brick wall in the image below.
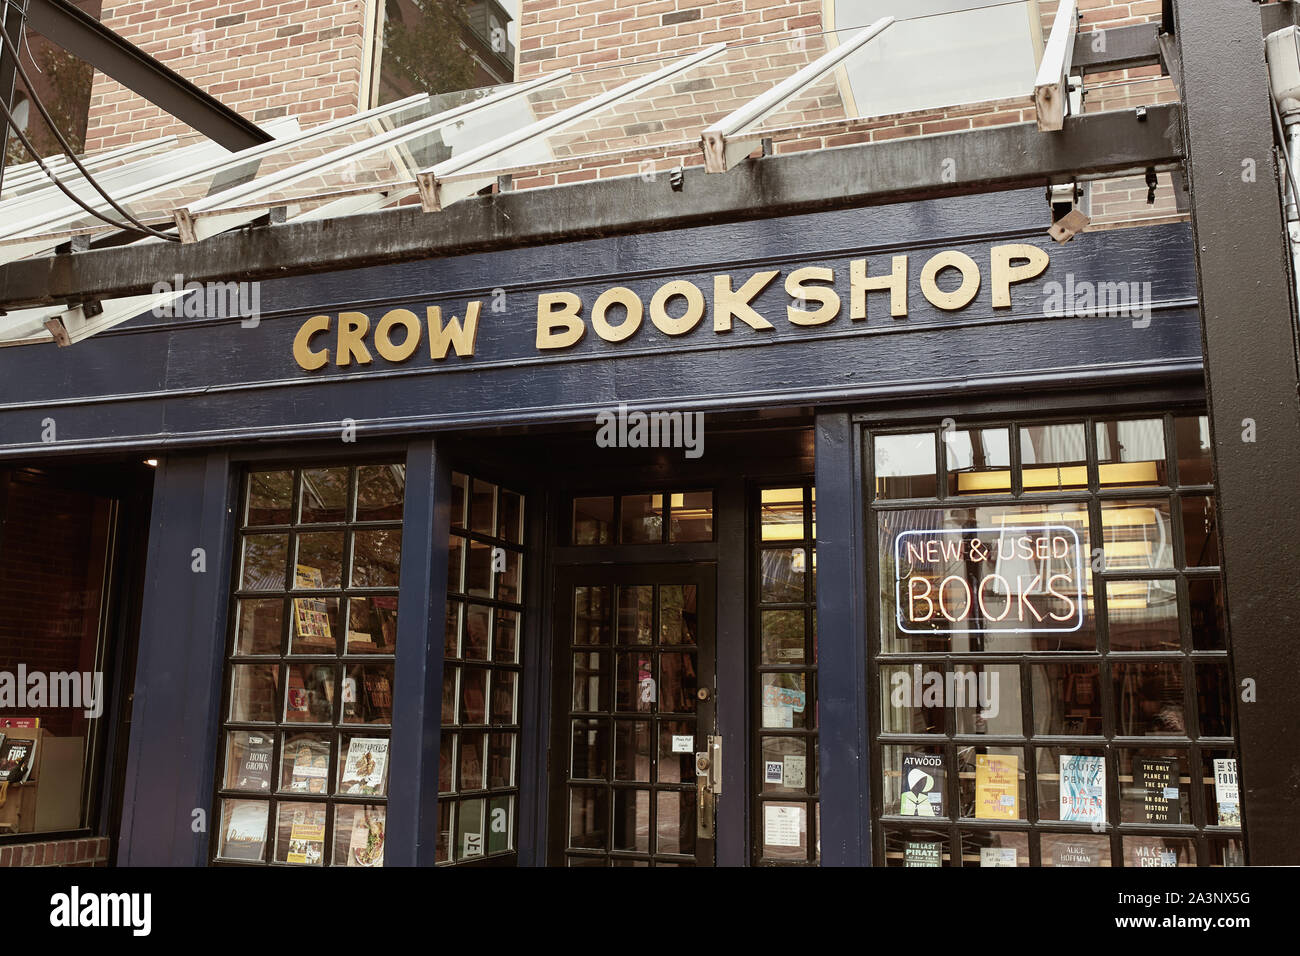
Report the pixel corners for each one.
[83,0,370,152]
[0,837,111,867]
[79,0,1190,225]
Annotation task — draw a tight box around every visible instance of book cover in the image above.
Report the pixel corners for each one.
[292,565,334,647]
[1059,754,1106,823]
[0,738,35,784]
[1214,758,1240,827]
[286,806,326,865]
[903,841,941,867]
[223,802,268,861]
[288,739,330,794]
[340,737,389,796]
[979,847,1018,867]
[1052,841,1101,867]
[974,753,1019,820]
[1137,756,1181,824]
[236,732,273,791]
[900,752,944,816]
[1132,844,1178,868]
[346,807,385,867]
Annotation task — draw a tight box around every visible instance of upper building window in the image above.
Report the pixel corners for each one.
[831,0,1042,116]
[373,0,517,107]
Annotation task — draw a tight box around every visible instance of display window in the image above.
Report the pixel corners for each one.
[213,463,404,865]
[867,414,1242,866]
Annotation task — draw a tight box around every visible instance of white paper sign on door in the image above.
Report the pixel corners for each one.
[783,755,806,789]
[671,735,694,754]
[764,760,784,785]
[763,805,802,848]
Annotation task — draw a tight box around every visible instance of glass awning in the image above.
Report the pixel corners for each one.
[0,1,1061,347]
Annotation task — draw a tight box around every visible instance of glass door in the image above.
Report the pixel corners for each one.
[549,564,717,866]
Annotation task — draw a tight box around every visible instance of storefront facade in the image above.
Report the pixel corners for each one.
[0,179,1245,866]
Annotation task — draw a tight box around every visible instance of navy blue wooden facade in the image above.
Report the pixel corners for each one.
[0,186,1205,865]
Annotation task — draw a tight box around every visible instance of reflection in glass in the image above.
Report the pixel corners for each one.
[1174,416,1213,485]
[236,598,284,655]
[946,428,1011,496]
[669,490,713,542]
[659,585,698,645]
[284,663,336,723]
[345,663,394,724]
[498,489,525,544]
[355,464,405,521]
[613,789,650,852]
[242,534,288,590]
[617,586,653,645]
[572,651,609,712]
[470,479,496,536]
[1181,495,1219,566]
[1107,579,1179,650]
[1122,835,1195,867]
[463,605,491,661]
[460,667,488,724]
[1118,749,1188,824]
[1101,499,1173,571]
[620,494,664,544]
[231,664,280,722]
[573,497,614,545]
[1020,422,1087,492]
[1042,832,1111,867]
[760,487,804,541]
[1032,662,1102,736]
[655,791,695,856]
[296,532,344,589]
[275,802,327,865]
[347,595,398,653]
[1113,661,1185,736]
[574,586,610,645]
[351,529,402,587]
[760,549,806,603]
[875,433,936,499]
[1196,662,1234,738]
[300,467,348,522]
[569,787,608,849]
[655,720,692,784]
[218,799,269,861]
[1188,578,1226,651]
[247,471,293,525]
[761,609,805,664]
[660,652,698,713]
[1096,419,1167,487]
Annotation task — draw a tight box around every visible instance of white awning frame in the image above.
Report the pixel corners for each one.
[700,17,895,173]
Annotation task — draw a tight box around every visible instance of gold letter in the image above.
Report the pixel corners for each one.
[713,271,777,331]
[536,292,585,350]
[990,243,1050,308]
[785,266,841,326]
[428,302,481,359]
[850,256,908,320]
[374,308,422,362]
[650,280,706,335]
[337,311,372,366]
[920,251,980,311]
[293,314,331,371]
[591,287,643,343]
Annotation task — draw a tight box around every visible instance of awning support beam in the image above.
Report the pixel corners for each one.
[1035,0,1080,131]
[700,17,895,174]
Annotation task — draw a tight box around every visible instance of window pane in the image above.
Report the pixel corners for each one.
[1096,419,1167,487]
[1020,423,1087,492]
[290,595,340,654]
[879,663,946,734]
[613,789,650,852]
[1122,835,1196,868]
[760,548,807,603]
[218,799,269,861]
[285,663,336,723]
[463,604,491,661]
[761,609,806,665]
[236,598,284,655]
[1101,499,1173,571]
[299,467,348,523]
[281,733,331,794]
[1181,495,1219,566]
[571,719,609,780]
[1032,662,1102,736]
[296,532,344,588]
[945,428,1011,496]
[958,748,1026,822]
[450,472,467,530]
[574,585,611,645]
[761,673,810,728]
[351,529,402,587]
[223,730,274,792]
[230,664,280,722]
[881,745,947,817]
[569,787,608,850]
[960,829,1028,868]
[333,803,386,867]
[1036,748,1106,824]
[1113,661,1186,736]
[654,720,691,784]
[761,736,809,794]
[1196,661,1234,738]
[242,533,288,590]
[620,493,664,543]
[1107,580,1179,650]
[493,608,520,663]
[668,490,713,542]
[498,489,525,544]
[275,802,327,865]
[1174,415,1213,485]
[761,487,804,541]
[953,663,1019,735]
[345,663,394,725]
[659,585,698,645]
[883,826,949,867]
[573,496,614,545]
[346,595,398,654]
[1118,749,1189,824]
[1041,832,1111,867]
[338,734,390,796]
[875,433,936,499]
[246,471,293,525]
[468,479,496,537]
[1188,578,1226,650]
[355,464,405,522]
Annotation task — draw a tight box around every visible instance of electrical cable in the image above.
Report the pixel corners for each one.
[0,6,179,241]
